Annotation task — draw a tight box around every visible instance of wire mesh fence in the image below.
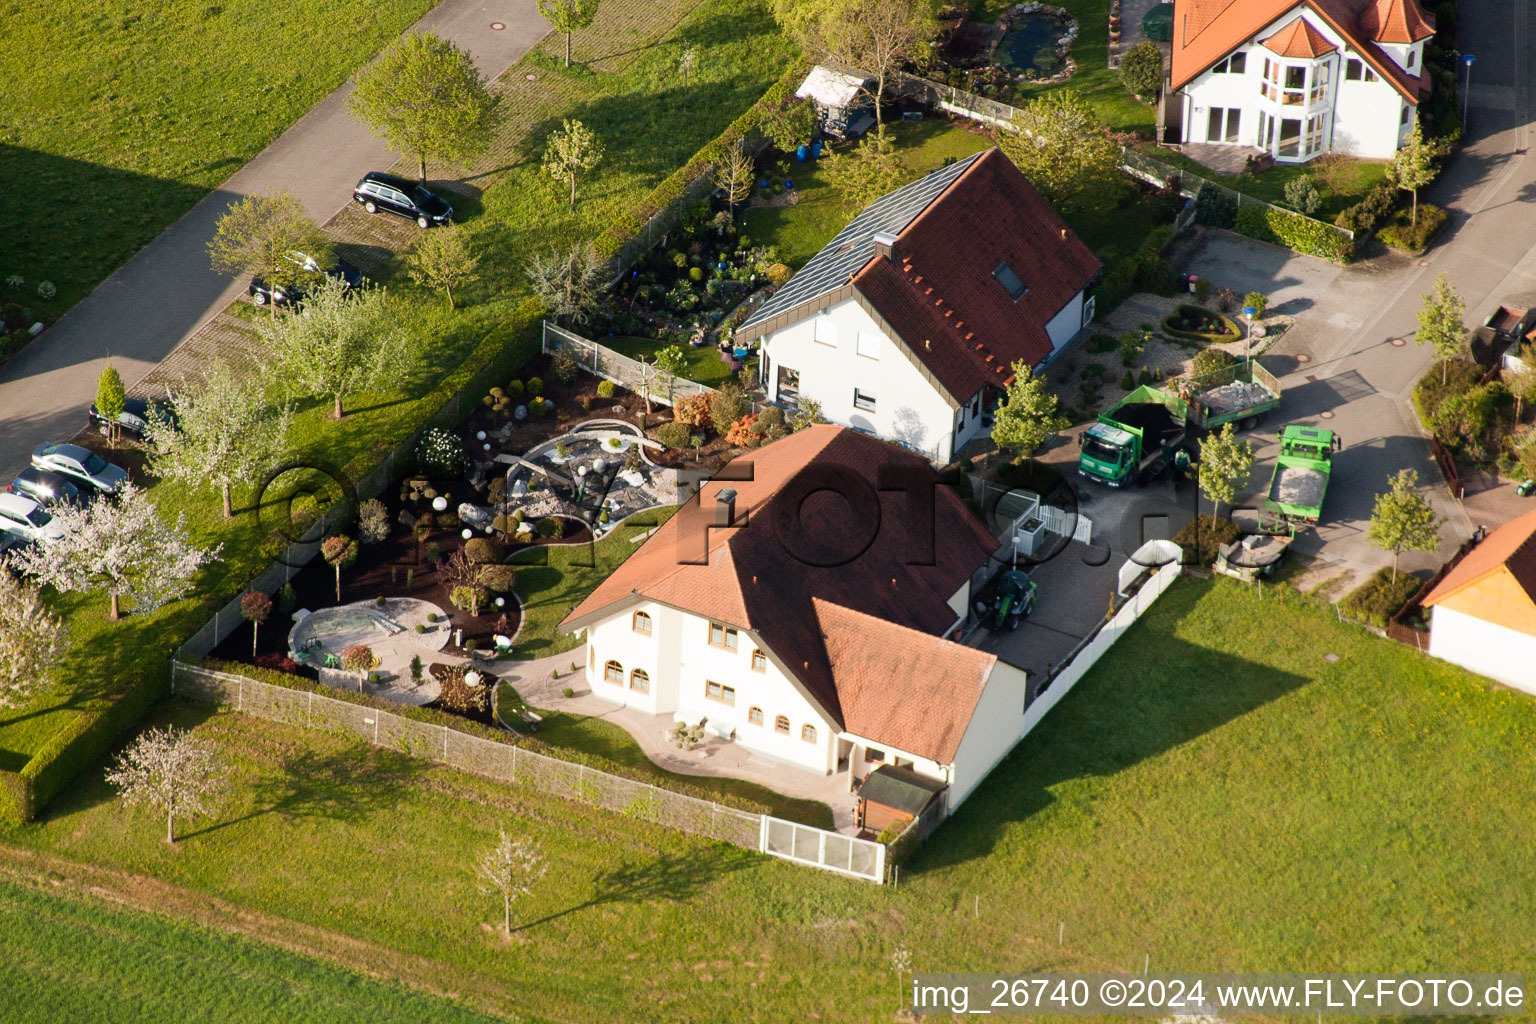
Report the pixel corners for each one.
[543,323,715,409]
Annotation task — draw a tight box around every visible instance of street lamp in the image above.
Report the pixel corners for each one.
[1462,54,1476,128]
[1241,305,1258,360]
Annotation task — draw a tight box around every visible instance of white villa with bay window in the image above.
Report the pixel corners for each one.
[1169,0,1435,162]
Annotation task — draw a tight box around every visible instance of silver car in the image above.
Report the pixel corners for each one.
[0,494,65,545]
[30,442,129,494]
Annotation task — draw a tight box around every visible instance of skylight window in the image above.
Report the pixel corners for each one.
[993,261,1026,301]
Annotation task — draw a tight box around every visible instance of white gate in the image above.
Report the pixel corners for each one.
[759,816,886,882]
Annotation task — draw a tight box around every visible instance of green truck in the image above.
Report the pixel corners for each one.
[1263,425,1341,524]
[1078,385,1190,487]
[1179,359,1283,431]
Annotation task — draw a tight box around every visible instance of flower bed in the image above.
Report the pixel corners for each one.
[1161,304,1241,342]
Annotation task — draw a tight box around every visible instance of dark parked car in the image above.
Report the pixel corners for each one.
[87,396,178,439]
[249,253,364,307]
[352,172,452,228]
[8,467,86,508]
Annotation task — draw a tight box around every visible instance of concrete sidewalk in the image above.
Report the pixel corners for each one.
[0,0,548,484]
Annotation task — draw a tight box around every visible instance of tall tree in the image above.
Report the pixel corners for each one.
[207,192,332,312]
[1196,423,1254,521]
[1506,343,1536,421]
[1000,90,1125,218]
[1415,272,1466,385]
[146,361,292,518]
[476,829,546,937]
[406,225,481,310]
[106,726,227,844]
[714,139,755,216]
[0,568,68,708]
[774,0,939,128]
[991,360,1068,458]
[537,0,601,68]
[822,126,905,209]
[527,241,607,325]
[7,483,220,620]
[321,535,358,603]
[254,277,402,419]
[95,362,126,443]
[349,32,502,182]
[1367,469,1444,582]
[241,591,272,659]
[542,118,604,208]
[1388,115,1440,227]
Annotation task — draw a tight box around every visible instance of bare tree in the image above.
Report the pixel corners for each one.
[146,360,292,518]
[8,483,221,620]
[477,829,547,937]
[714,139,754,216]
[0,568,69,708]
[106,726,228,844]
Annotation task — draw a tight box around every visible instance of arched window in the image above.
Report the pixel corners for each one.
[751,648,767,672]
[630,668,650,693]
[801,723,817,743]
[775,714,790,734]
[748,706,764,726]
[603,659,624,684]
[632,610,652,634]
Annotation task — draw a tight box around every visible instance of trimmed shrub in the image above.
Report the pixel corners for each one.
[1120,42,1163,98]
[1377,204,1449,252]
[674,393,710,427]
[1339,566,1422,628]
[1334,180,1398,236]
[1193,182,1237,228]
[451,584,491,616]
[1120,369,1136,390]
[657,421,691,447]
[1191,347,1237,377]
[506,379,525,398]
[464,537,504,563]
[1172,514,1240,566]
[756,405,788,442]
[477,563,517,593]
[709,381,747,435]
[527,377,544,396]
[1234,204,1353,262]
[551,349,578,384]
[536,516,565,539]
[596,380,616,398]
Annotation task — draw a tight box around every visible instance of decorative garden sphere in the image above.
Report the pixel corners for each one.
[515,404,528,420]
[577,465,588,477]
[495,597,505,608]
[476,430,487,441]
[432,496,448,512]
[462,528,473,540]
[465,670,481,687]
[483,442,492,451]
[593,457,608,474]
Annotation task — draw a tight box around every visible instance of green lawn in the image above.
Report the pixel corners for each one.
[3,0,436,319]
[1140,146,1392,219]
[742,118,995,270]
[10,578,1536,1021]
[602,335,734,386]
[0,873,513,1024]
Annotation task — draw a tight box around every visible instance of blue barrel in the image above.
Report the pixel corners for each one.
[811,139,823,158]
[795,144,809,162]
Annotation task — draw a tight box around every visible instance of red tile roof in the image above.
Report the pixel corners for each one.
[1170,0,1431,101]
[1261,17,1338,57]
[852,149,1101,396]
[1423,508,1536,610]
[814,599,998,763]
[561,425,1004,755]
[1360,0,1435,43]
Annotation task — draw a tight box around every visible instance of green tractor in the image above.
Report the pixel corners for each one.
[985,570,1037,631]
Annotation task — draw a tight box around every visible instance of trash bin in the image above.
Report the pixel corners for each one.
[811,140,823,159]
[796,144,809,162]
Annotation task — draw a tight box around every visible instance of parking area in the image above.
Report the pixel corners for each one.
[974,540,1125,682]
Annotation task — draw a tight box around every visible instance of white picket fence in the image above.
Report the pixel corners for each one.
[760,816,885,881]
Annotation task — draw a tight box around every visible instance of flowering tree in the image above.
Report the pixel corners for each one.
[340,644,375,690]
[476,829,546,937]
[146,360,292,518]
[241,591,272,658]
[321,535,358,602]
[542,119,604,208]
[0,568,69,707]
[106,726,228,844]
[8,483,221,620]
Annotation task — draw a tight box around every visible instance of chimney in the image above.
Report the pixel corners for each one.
[871,231,898,261]
[716,488,738,527]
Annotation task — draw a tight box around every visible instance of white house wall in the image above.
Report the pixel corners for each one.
[762,297,960,462]
[585,605,840,773]
[1180,6,1412,161]
[1044,293,1086,355]
[947,661,1029,808]
[1428,605,1536,696]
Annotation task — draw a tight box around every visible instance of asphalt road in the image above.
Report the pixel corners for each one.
[0,0,547,484]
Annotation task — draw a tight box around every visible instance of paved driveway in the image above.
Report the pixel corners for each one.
[1181,229,1343,320]
[0,0,548,484]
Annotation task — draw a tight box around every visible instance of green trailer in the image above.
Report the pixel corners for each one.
[1179,359,1283,431]
[1079,385,1190,487]
[1263,425,1341,524]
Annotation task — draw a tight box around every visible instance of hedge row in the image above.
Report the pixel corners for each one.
[0,300,549,825]
[197,659,773,815]
[1377,203,1449,252]
[592,58,810,263]
[1234,203,1354,263]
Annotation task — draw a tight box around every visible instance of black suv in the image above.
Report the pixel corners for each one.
[352,172,453,228]
[87,396,178,439]
[249,253,364,307]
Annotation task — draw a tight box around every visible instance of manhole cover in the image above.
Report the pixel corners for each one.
[526,72,537,81]
[1324,653,1340,663]
[1391,337,1407,346]
[1296,353,1312,364]
[490,21,505,29]
[1320,410,1335,419]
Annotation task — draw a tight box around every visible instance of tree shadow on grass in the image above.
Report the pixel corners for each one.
[909,583,1310,874]
[515,847,754,932]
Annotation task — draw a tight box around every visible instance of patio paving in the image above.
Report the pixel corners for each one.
[1177,142,1266,174]
[288,597,451,706]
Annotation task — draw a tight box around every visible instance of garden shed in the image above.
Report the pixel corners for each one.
[856,764,947,836]
[795,64,875,139]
